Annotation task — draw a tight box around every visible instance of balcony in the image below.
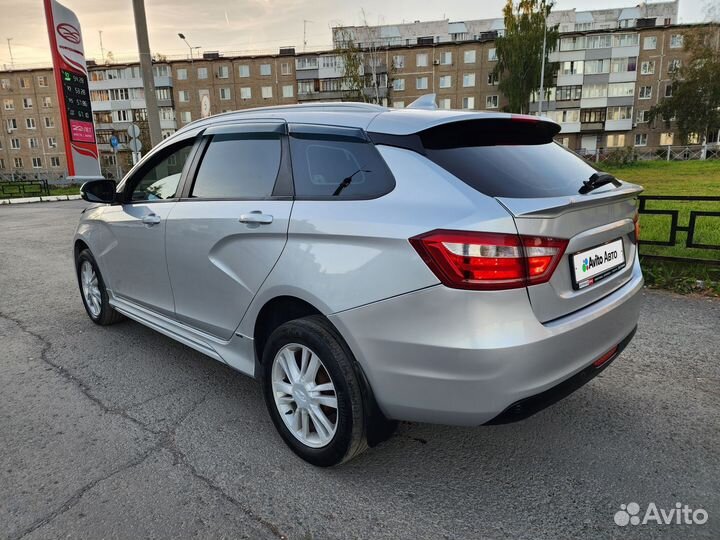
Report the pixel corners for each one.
[580,121,605,132]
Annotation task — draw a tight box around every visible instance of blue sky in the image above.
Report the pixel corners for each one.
[0,0,711,66]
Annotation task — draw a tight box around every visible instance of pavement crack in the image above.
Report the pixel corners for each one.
[0,310,161,435]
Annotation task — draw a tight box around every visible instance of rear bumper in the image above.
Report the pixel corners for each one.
[329,257,643,426]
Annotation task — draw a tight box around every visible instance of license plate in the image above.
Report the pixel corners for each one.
[570,238,626,290]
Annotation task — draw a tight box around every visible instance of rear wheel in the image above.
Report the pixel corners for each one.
[262,315,368,466]
[76,249,124,326]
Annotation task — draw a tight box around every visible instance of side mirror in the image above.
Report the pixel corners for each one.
[80,179,117,204]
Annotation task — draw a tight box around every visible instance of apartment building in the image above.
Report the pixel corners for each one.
[87,63,176,174]
[0,68,66,176]
[170,51,297,128]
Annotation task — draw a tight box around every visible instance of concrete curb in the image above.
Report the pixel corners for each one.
[0,194,81,205]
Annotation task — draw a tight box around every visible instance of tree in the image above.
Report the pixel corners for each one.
[493,0,558,114]
[334,29,367,102]
[648,26,720,153]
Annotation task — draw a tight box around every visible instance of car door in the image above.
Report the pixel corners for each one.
[164,122,293,340]
[99,137,197,316]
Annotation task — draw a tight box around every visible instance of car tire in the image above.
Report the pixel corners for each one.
[76,249,125,326]
[261,315,368,466]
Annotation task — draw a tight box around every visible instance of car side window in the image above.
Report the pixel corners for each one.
[190,133,282,199]
[127,140,194,202]
[289,129,395,199]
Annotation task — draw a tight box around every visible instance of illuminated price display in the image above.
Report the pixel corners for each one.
[61,69,95,142]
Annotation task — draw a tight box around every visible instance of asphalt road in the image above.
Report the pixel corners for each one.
[1,200,718,540]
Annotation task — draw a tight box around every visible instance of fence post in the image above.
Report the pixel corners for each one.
[667,146,671,161]
[595,149,600,163]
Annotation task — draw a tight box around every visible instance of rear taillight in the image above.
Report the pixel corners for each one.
[632,211,641,244]
[409,230,568,291]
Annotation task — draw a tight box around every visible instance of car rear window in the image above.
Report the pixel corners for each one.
[421,119,599,198]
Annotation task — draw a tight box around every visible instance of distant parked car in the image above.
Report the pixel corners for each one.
[74,101,643,466]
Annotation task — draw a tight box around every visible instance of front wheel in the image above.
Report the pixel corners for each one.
[262,316,368,466]
[76,249,125,326]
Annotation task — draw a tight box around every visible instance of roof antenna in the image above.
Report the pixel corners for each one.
[406,94,438,110]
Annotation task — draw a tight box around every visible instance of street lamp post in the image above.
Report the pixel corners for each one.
[178,33,199,63]
[538,10,548,116]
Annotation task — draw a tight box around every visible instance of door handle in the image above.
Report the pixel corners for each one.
[239,211,273,225]
[142,213,161,226]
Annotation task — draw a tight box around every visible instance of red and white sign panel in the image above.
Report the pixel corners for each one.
[44,0,102,180]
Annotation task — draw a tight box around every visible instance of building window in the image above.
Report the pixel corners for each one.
[581,109,606,123]
[11,138,20,149]
[7,118,17,131]
[26,118,36,129]
[217,65,229,78]
[487,48,497,61]
[37,76,48,87]
[560,36,586,51]
[611,57,637,73]
[660,132,674,146]
[0,158,5,169]
[416,53,429,67]
[281,62,291,75]
[42,96,52,108]
[487,72,498,86]
[547,109,580,123]
[295,57,318,70]
[240,87,252,99]
[28,137,39,148]
[560,60,583,75]
[178,90,190,102]
[176,68,187,80]
[584,59,610,75]
[670,34,684,49]
[439,75,452,88]
[416,76,428,90]
[393,101,405,109]
[109,88,129,100]
[607,106,633,120]
[608,82,635,97]
[180,111,192,123]
[486,95,499,109]
[463,50,476,63]
[640,61,655,75]
[260,64,272,76]
[14,157,23,168]
[639,86,652,99]
[583,84,607,98]
[261,86,272,99]
[438,98,451,109]
[297,80,313,94]
[613,33,639,47]
[219,87,231,100]
[463,73,476,87]
[3,98,13,110]
[238,65,250,77]
[0,78,10,89]
[51,156,60,167]
[48,136,57,147]
[665,83,673,98]
[634,133,648,147]
[668,59,681,73]
[392,78,405,91]
[390,55,404,69]
[197,67,208,79]
[44,117,54,128]
[20,78,30,88]
[606,134,626,147]
[556,85,582,101]
[439,51,452,65]
[462,96,475,109]
[586,34,612,49]
[32,157,42,168]
[637,110,650,123]
[282,84,293,98]
[23,97,33,109]
[643,36,657,50]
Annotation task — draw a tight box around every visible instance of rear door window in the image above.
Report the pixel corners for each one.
[421,119,600,198]
[289,125,395,199]
[190,133,281,199]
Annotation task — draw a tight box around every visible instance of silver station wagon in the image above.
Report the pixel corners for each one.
[74,101,643,466]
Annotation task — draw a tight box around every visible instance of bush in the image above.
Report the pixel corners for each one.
[603,146,639,167]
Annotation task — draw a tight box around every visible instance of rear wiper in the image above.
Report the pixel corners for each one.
[579,172,622,194]
[332,169,370,197]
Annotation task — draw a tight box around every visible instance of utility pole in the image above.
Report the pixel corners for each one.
[132,0,162,148]
[537,10,548,116]
[98,30,105,63]
[6,38,14,69]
